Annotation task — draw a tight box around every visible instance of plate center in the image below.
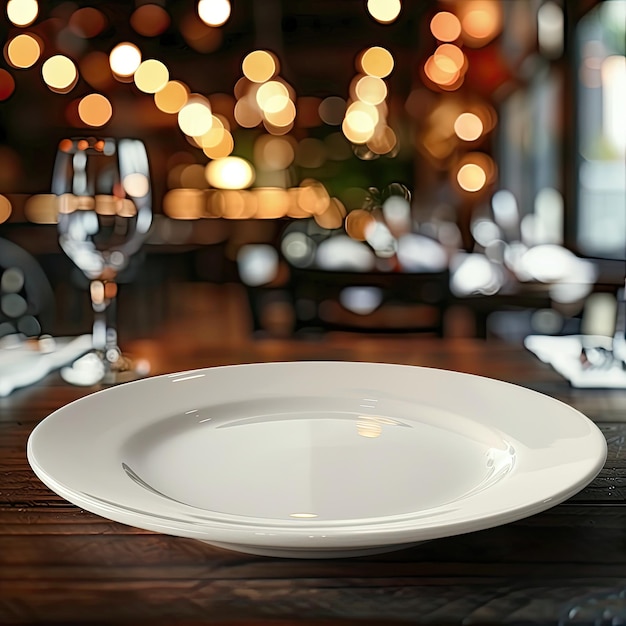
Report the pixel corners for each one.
[122,404,514,522]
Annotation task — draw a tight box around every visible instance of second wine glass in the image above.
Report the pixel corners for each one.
[53,137,153,384]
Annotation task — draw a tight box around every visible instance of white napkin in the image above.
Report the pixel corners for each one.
[0,334,92,396]
[524,334,626,389]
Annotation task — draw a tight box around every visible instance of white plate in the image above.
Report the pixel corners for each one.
[27,361,607,559]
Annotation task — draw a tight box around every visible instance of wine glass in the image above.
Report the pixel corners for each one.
[52,137,152,384]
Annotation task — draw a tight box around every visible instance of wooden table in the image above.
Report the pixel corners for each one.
[2,284,626,625]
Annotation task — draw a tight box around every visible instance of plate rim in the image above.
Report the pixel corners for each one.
[27,360,608,551]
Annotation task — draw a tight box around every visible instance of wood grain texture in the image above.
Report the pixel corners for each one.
[2,283,626,625]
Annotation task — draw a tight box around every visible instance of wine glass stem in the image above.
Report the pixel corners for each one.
[90,279,120,365]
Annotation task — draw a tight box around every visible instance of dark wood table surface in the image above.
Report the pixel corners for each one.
[2,284,626,626]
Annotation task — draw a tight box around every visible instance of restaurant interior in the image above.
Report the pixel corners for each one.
[0,0,623,355]
[1,1,626,624]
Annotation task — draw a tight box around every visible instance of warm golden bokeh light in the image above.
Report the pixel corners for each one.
[69,7,107,38]
[342,101,379,144]
[178,96,213,136]
[234,97,263,128]
[163,189,206,219]
[345,209,376,241]
[202,129,234,158]
[454,112,483,141]
[6,33,41,68]
[264,99,296,127]
[297,179,330,215]
[197,115,225,148]
[264,119,294,136]
[42,55,78,93]
[359,46,394,78]
[430,11,462,42]
[457,163,487,192]
[434,44,465,74]
[77,93,113,127]
[424,55,460,88]
[198,0,231,27]
[134,59,169,94]
[254,187,290,218]
[366,0,401,24]
[459,1,503,47]
[455,152,497,193]
[242,50,277,83]
[256,80,290,113]
[0,195,12,224]
[130,4,171,37]
[355,75,387,105]
[154,80,189,114]
[109,42,142,78]
[24,194,56,224]
[6,0,38,27]
[205,156,255,189]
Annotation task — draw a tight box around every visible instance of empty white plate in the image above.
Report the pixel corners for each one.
[27,361,607,558]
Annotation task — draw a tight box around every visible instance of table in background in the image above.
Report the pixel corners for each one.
[2,283,626,626]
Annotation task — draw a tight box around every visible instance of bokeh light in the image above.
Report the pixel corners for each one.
[202,129,234,158]
[78,93,112,127]
[355,75,387,105]
[155,80,189,114]
[69,7,107,38]
[6,33,41,69]
[454,112,483,141]
[178,96,213,136]
[430,11,462,42]
[109,42,141,78]
[458,0,503,47]
[197,115,225,148]
[242,50,278,83]
[457,160,491,193]
[345,209,376,241]
[130,4,171,37]
[319,96,346,126]
[234,97,263,128]
[206,156,255,189]
[198,0,231,27]
[254,135,295,171]
[0,195,12,224]
[359,46,394,78]
[264,99,296,127]
[367,125,397,155]
[434,44,465,74]
[256,80,290,113]
[41,55,78,93]
[134,59,169,94]
[367,0,401,24]
[342,101,378,144]
[6,0,38,27]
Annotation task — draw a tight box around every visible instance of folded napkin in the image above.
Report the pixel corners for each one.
[524,334,626,389]
[0,334,92,396]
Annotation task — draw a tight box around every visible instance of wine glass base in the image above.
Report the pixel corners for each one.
[61,351,150,386]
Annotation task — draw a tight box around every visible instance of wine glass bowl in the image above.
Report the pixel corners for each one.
[53,137,152,384]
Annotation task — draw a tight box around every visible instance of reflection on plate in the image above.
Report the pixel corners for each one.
[27,361,607,558]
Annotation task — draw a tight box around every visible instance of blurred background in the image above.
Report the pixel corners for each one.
[0,0,624,347]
